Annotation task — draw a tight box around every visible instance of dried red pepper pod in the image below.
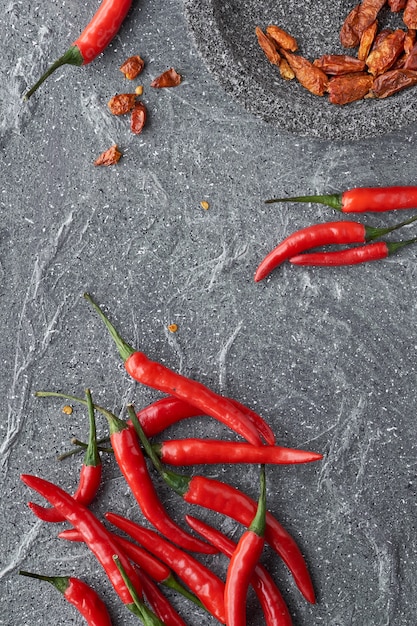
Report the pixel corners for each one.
[265,186,417,213]
[18,571,112,626]
[224,465,267,626]
[186,514,293,626]
[24,0,133,99]
[290,237,417,266]
[29,389,102,523]
[254,213,417,281]
[84,293,267,446]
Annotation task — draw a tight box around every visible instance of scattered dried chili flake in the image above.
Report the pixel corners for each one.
[94,144,122,166]
[281,50,329,96]
[404,0,417,28]
[255,26,281,65]
[366,28,406,75]
[150,68,182,88]
[120,55,145,80]
[62,405,73,415]
[327,72,373,104]
[108,93,137,115]
[200,200,210,210]
[313,54,366,75]
[358,20,378,60]
[265,25,298,51]
[371,66,417,95]
[167,323,178,333]
[130,101,147,134]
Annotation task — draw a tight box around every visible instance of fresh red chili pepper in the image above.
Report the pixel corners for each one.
[29,389,102,523]
[254,214,417,281]
[58,528,206,610]
[137,569,188,626]
[105,512,227,624]
[186,515,293,626]
[290,237,417,266]
[130,408,315,605]
[24,0,133,100]
[18,571,112,626]
[21,473,143,615]
[154,438,322,466]
[84,293,267,446]
[99,404,216,554]
[265,186,417,213]
[224,465,267,626]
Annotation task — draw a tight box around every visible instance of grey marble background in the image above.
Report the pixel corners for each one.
[1,0,417,624]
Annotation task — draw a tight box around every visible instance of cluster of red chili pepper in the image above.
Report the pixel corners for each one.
[20,293,324,625]
[255,185,417,280]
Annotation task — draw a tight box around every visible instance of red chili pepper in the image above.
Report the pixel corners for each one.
[137,569,188,626]
[155,438,322,466]
[24,0,133,100]
[186,514,293,626]
[29,389,102,523]
[254,214,417,281]
[21,473,143,615]
[100,404,216,554]
[224,465,267,626]
[290,237,417,266]
[18,571,112,626]
[130,410,315,605]
[265,186,417,213]
[84,293,267,446]
[105,512,227,624]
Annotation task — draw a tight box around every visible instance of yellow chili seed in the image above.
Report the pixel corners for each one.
[168,323,178,333]
[62,405,73,415]
[200,200,210,210]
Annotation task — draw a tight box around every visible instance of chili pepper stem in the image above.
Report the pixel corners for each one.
[265,193,343,210]
[24,47,83,101]
[84,292,135,362]
[249,465,266,537]
[19,570,68,594]
[84,389,101,466]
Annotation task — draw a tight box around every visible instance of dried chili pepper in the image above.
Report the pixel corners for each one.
[313,54,366,75]
[224,465,267,626]
[340,4,362,48]
[24,0,133,99]
[389,0,407,10]
[290,237,417,266]
[106,512,226,623]
[21,474,144,615]
[280,50,329,96]
[254,216,417,281]
[94,145,122,167]
[327,72,373,104]
[120,55,145,79]
[108,93,137,115]
[265,186,417,213]
[371,67,417,96]
[265,25,298,52]
[19,571,112,626]
[150,68,182,88]
[404,0,417,28]
[186,515,293,626]
[130,101,148,134]
[137,569,188,626]
[366,29,406,75]
[154,438,322,466]
[255,27,281,65]
[84,293,268,446]
[358,20,379,60]
[129,408,315,604]
[29,389,101,523]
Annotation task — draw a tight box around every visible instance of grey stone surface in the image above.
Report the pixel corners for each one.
[1,0,417,624]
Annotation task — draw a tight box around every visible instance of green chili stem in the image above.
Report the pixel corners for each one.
[71,438,113,454]
[365,213,417,241]
[24,47,84,100]
[19,570,69,594]
[84,293,135,362]
[84,389,101,467]
[265,193,343,210]
[249,465,266,537]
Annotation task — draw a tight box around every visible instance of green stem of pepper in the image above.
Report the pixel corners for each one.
[265,193,343,210]
[84,389,101,467]
[250,465,266,537]
[84,292,135,362]
[24,47,84,101]
[19,570,69,594]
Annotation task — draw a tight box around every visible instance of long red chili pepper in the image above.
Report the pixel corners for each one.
[105,512,227,624]
[254,214,417,281]
[265,186,417,213]
[24,0,133,100]
[84,293,267,446]
[155,438,322,466]
[186,515,293,626]
[19,571,112,626]
[290,238,417,266]
[29,389,102,523]
[137,569,188,626]
[130,407,315,605]
[99,403,216,554]
[224,465,267,626]
[20,473,143,615]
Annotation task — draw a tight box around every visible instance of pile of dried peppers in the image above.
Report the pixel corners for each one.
[20,293,324,625]
[255,185,417,280]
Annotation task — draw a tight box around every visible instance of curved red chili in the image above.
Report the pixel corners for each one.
[137,569,188,626]
[18,571,112,626]
[224,465,267,626]
[105,512,227,624]
[84,293,266,446]
[30,389,102,523]
[290,238,417,266]
[254,217,417,281]
[186,514,293,626]
[155,438,322,466]
[265,186,417,213]
[21,473,143,613]
[24,0,132,100]
[102,405,216,554]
